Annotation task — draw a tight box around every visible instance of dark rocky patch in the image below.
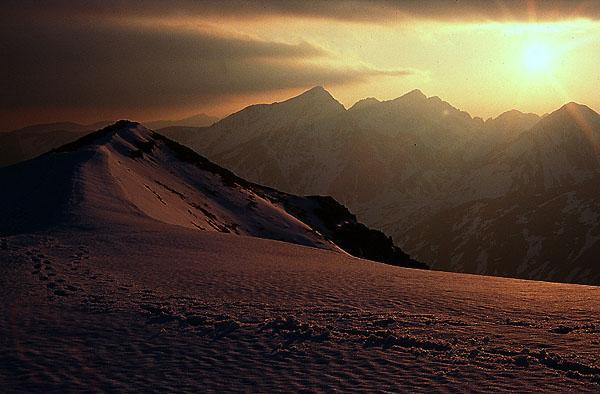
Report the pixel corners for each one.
[363,330,451,351]
[285,196,428,269]
[214,319,240,338]
[550,325,574,334]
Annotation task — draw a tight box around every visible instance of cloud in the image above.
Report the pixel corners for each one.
[4,1,600,23]
[0,20,412,112]
[2,1,593,129]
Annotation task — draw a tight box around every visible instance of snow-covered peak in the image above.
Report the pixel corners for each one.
[0,121,423,268]
[49,121,163,167]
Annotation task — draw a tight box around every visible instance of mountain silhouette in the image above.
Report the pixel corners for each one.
[143,113,219,130]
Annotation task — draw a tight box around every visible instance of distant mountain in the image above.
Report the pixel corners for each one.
[163,88,600,284]
[194,86,346,157]
[0,121,112,167]
[457,103,600,199]
[0,121,425,269]
[484,109,540,136]
[521,103,600,186]
[468,110,541,159]
[143,113,219,130]
[402,178,599,283]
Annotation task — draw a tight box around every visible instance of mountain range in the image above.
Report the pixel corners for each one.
[142,113,219,130]
[2,88,598,284]
[158,87,600,285]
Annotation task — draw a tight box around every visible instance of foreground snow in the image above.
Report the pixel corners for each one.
[1,224,598,392]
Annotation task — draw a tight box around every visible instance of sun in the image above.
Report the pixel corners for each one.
[522,42,554,73]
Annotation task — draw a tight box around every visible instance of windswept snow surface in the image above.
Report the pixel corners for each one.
[0,226,598,392]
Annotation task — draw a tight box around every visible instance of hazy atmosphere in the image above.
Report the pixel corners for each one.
[2,0,599,129]
[1,1,599,392]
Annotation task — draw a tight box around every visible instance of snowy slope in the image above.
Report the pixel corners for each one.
[0,224,598,391]
[0,120,423,268]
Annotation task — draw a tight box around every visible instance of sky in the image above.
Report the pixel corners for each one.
[1,1,600,130]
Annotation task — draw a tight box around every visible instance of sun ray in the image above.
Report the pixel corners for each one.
[522,41,553,72]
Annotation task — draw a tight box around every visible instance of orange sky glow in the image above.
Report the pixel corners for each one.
[1,1,599,130]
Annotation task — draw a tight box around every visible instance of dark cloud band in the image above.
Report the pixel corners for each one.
[2,0,591,129]
[4,1,600,23]
[0,20,412,111]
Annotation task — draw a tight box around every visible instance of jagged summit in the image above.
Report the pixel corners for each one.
[301,85,328,96]
[281,86,345,110]
[396,88,427,101]
[207,86,346,141]
[493,109,529,119]
[536,101,600,130]
[52,120,147,153]
[349,97,381,112]
[113,119,143,129]
[484,109,540,133]
[557,102,599,117]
